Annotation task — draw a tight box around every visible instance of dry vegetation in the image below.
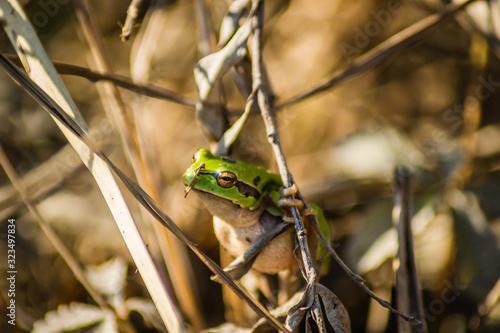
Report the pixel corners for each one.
[0,0,500,332]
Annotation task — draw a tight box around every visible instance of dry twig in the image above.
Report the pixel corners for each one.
[251,1,326,331]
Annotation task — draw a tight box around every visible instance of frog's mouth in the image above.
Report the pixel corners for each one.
[189,188,234,203]
[184,186,245,210]
[188,188,266,228]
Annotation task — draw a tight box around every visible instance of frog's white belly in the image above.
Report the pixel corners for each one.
[213,216,296,274]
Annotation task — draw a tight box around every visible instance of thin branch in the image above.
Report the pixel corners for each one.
[121,0,145,41]
[3,53,197,107]
[251,1,325,331]
[393,166,427,331]
[308,212,418,323]
[303,168,418,322]
[4,53,246,116]
[276,0,478,109]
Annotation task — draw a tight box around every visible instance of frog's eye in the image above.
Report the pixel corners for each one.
[216,171,237,188]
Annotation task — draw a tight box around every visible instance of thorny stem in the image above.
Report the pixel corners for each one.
[251,1,325,331]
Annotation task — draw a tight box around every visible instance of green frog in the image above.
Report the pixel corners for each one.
[182,149,329,275]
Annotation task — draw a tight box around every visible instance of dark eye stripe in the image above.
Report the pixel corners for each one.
[200,171,261,200]
[236,182,260,199]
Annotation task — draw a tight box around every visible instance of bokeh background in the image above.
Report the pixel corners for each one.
[0,0,499,332]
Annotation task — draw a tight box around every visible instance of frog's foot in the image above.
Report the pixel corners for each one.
[280,184,298,197]
[301,207,316,217]
[277,184,316,222]
[277,184,301,222]
[277,198,304,210]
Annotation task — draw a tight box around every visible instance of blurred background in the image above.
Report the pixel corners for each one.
[0,0,499,332]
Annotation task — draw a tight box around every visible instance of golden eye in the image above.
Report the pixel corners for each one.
[216,171,237,188]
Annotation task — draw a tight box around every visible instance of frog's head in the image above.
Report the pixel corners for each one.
[183,149,282,210]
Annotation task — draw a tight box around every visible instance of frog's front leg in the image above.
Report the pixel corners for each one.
[213,211,297,274]
[215,218,293,280]
[275,185,331,273]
